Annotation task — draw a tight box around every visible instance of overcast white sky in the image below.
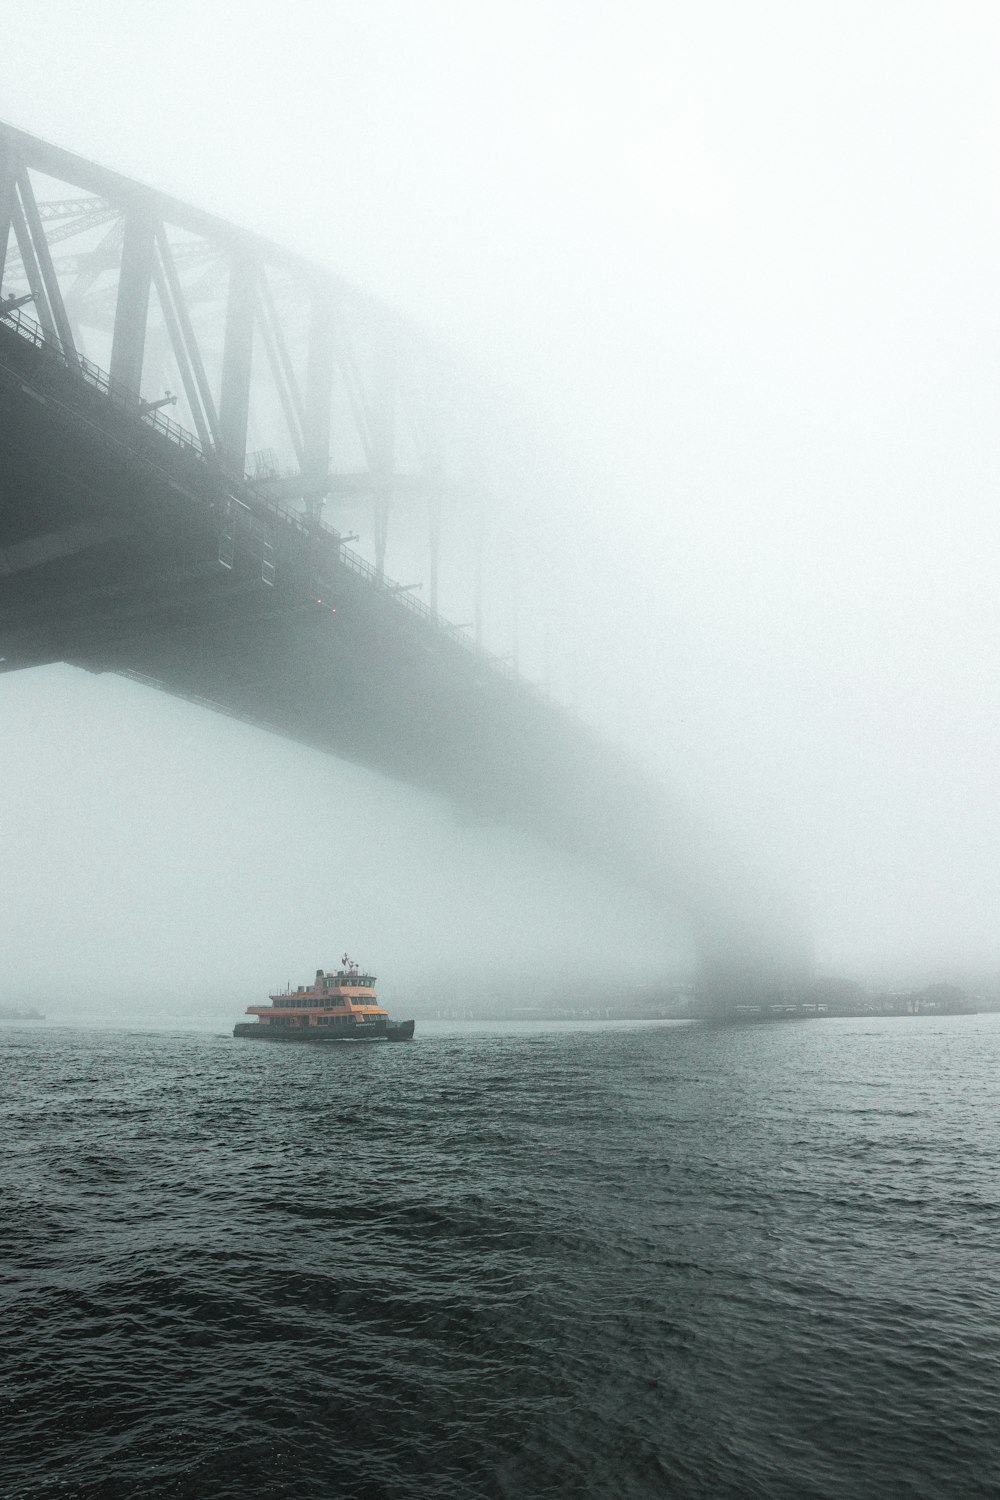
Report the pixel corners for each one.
[2,1,999,1001]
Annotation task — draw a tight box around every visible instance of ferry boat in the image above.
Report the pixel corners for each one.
[233,957,415,1043]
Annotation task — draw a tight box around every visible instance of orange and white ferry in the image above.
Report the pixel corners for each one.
[233,956,415,1043]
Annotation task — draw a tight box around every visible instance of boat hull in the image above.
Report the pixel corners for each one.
[233,1019,415,1043]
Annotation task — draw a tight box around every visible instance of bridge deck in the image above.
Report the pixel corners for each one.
[0,305,803,999]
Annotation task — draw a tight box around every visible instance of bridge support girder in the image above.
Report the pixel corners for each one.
[218,254,258,474]
[110,210,155,396]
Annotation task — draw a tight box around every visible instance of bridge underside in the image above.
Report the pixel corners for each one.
[0,315,804,1005]
[0,320,547,801]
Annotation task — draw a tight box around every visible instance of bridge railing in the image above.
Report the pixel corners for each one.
[0,303,521,684]
[0,304,204,459]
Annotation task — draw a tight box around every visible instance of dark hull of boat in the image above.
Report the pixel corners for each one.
[233,1019,415,1043]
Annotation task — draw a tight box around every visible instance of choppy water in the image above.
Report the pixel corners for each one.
[3,1014,1000,1499]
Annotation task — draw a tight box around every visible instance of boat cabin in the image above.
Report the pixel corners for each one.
[243,961,389,1032]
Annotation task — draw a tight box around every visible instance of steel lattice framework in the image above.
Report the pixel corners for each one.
[0,120,525,633]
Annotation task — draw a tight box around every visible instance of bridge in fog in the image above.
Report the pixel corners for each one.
[0,122,798,996]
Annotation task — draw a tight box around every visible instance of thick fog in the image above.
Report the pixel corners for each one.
[3,1,999,1018]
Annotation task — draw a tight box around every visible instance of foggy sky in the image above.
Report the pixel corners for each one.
[3,1,1000,1006]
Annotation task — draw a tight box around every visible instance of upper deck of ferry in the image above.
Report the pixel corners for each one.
[248,964,387,1020]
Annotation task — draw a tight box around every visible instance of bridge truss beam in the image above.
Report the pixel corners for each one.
[0,120,526,640]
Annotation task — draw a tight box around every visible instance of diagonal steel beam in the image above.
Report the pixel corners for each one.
[151,245,213,453]
[218,254,258,472]
[258,275,305,420]
[109,210,155,395]
[63,220,124,316]
[10,192,56,337]
[405,364,448,617]
[330,303,375,468]
[0,134,19,287]
[369,329,397,578]
[154,228,220,446]
[16,170,76,354]
[256,274,305,467]
[301,289,336,516]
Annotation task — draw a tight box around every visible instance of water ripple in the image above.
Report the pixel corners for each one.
[3,1017,1000,1498]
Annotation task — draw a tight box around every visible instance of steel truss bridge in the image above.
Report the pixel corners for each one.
[0,122,801,996]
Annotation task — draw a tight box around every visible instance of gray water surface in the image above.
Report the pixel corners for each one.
[3,1015,999,1498]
